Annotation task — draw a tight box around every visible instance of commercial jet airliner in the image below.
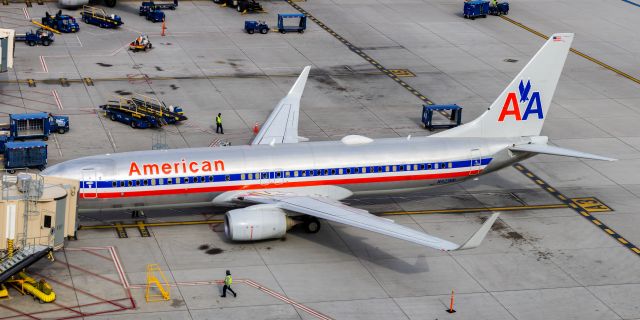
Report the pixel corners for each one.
[42,33,615,251]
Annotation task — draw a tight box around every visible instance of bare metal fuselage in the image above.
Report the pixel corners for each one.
[42,136,530,213]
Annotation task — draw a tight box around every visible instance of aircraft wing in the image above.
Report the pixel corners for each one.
[237,193,500,251]
[251,66,311,145]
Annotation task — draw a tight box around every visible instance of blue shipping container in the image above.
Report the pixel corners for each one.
[4,141,48,172]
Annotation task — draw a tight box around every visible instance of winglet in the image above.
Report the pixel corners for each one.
[288,66,310,98]
[454,212,500,250]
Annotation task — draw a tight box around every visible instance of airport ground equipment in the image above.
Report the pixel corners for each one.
[7,272,56,303]
[463,0,489,19]
[244,20,269,34]
[144,0,178,10]
[128,95,187,124]
[277,13,306,33]
[100,104,159,129]
[40,11,79,33]
[81,6,123,28]
[422,104,463,131]
[0,135,7,154]
[139,2,166,22]
[14,29,54,46]
[8,113,69,141]
[215,0,265,13]
[3,141,48,173]
[130,34,153,51]
[489,2,509,15]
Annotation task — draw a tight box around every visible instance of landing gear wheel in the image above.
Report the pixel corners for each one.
[304,218,321,234]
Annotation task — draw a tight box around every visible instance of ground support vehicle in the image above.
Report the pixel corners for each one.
[277,13,306,33]
[15,29,54,46]
[8,113,69,141]
[422,104,463,131]
[40,11,79,33]
[129,96,187,124]
[139,3,165,22]
[100,104,160,129]
[130,34,153,51]
[244,20,269,34]
[81,6,123,28]
[489,2,509,15]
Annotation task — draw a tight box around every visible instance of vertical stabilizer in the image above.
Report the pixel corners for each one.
[435,33,573,138]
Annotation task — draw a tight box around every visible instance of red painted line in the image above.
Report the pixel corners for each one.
[39,56,48,73]
[80,170,478,199]
[0,302,40,320]
[51,301,84,316]
[55,260,123,286]
[78,248,113,262]
[34,273,129,310]
[244,279,332,320]
[52,90,63,111]
[7,298,131,318]
[23,7,30,20]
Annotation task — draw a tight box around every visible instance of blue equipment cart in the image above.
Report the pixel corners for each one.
[81,6,123,28]
[244,20,269,34]
[139,2,166,22]
[4,141,48,173]
[463,0,489,19]
[489,2,509,15]
[9,113,69,140]
[277,13,306,33]
[41,10,79,33]
[422,104,463,131]
[15,29,54,46]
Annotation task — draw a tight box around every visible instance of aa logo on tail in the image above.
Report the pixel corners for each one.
[498,80,543,122]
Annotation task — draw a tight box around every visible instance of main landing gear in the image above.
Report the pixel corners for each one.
[303,217,321,234]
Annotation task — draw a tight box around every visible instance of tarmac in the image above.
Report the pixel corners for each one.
[1,0,640,319]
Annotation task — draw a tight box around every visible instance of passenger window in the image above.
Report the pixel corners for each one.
[136,180,140,186]
[225,175,230,181]
[301,171,307,177]
[112,181,116,188]
[346,168,351,174]
[143,180,148,186]
[167,179,172,185]
[276,172,282,178]
[331,169,336,175]
[128,181,132,187]
[324,169,328,175]
[398,165,404,171]
[294,171,299,177]
[285,171,291,178]
[449,162,453,168]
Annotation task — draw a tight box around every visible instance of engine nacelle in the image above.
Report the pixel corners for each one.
[224,205,296,241]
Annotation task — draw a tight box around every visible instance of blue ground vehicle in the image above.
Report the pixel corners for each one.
[463,0,489,19]
[277,13,306,33]
[422,104,463,131]
[4,141,48,173]
[489,2,509,15]
[100,104,160,129]
[244,20,269,34]
[15,29,54,46]
[139,3,166,22]
[81,6,123,28]
[9,113,70,140]
[41,10,79,33]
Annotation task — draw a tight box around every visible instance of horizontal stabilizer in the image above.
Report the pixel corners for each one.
[509,144,616,161]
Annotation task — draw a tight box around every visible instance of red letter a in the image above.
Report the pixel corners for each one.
[498,92,521,122]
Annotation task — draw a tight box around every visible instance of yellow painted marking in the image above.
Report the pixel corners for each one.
[569,203,579,208]
[535,179,544,185]
[558,195,567,200]
[526,173,534,177]
[419,96,426,99]
[618,238,629,244]
[388,69,416,77]
[632,248,640,254]
[592,219,602,226]
[546,187,556,192]
[81,220,224,230]
[605,229,615,235]
[572,197,612,213]
[581,211,590,217]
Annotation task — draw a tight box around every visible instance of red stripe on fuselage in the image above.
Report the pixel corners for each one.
[79,170,479,199]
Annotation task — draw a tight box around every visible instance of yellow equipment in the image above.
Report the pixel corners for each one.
[8,272,56,303]
[30,20,61,34]
[145,264,170,302]
[0,284,9,299]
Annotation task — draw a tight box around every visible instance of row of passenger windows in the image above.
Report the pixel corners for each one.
[108,162,457,188]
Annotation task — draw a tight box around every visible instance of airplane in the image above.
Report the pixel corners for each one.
[59,0,115,8]
[42,33,615,252]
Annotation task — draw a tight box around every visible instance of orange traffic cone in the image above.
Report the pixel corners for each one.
[253,122,260,135]
[161,19,166,36]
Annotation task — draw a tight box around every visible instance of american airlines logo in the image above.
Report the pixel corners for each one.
[498,80,543,122]
[128,159,226,176]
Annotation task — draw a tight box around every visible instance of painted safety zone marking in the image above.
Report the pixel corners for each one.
[388,69,416,77]
[513,163,640,257]
[285,0,435,105]
[39,56,48,73]
[22,7,29,20]
[572,197,612,213]
[51,89,62,110]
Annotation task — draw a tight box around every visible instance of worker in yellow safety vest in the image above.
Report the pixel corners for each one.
[216,113,224,134]
[220,270,236,297]
[490,0,498,7]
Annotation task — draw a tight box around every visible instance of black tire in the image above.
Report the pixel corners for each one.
[8,169,15,174]
[304,218,321,234]
[298,30,304,33]
[247,29,254,34]
[131,121,137,128]
[148,43,152,48]
[58,128,65,134]
[280,29,285,34]
[260,28,268,34]
[110,114,116,121]
[27,40,35,46]
[42,39,51,46]
[237,4,242,12]
[43,136,48,141]
[38,165,46,171]
[105,0,116,7]
[471,17,475,20]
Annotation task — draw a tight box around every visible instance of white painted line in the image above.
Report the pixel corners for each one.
[52,89,63,110]
[107,130,117,151]
[40,56,48,73]
[52,133,63,157]
[75,34,82,47]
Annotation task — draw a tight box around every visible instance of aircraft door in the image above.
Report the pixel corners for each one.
[81,168,97,198]
[470,149,482,175]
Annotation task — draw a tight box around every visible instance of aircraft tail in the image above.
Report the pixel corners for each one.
[435,33,574,138]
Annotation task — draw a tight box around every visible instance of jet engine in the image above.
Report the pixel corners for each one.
[224,206,298,241]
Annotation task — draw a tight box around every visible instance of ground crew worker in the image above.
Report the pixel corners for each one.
[220,270,236,297]
[216,113,224,134]
[490,0,497,7]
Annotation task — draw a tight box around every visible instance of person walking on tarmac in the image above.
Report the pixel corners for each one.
[216,113,224,134]
[220,270,236,297]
